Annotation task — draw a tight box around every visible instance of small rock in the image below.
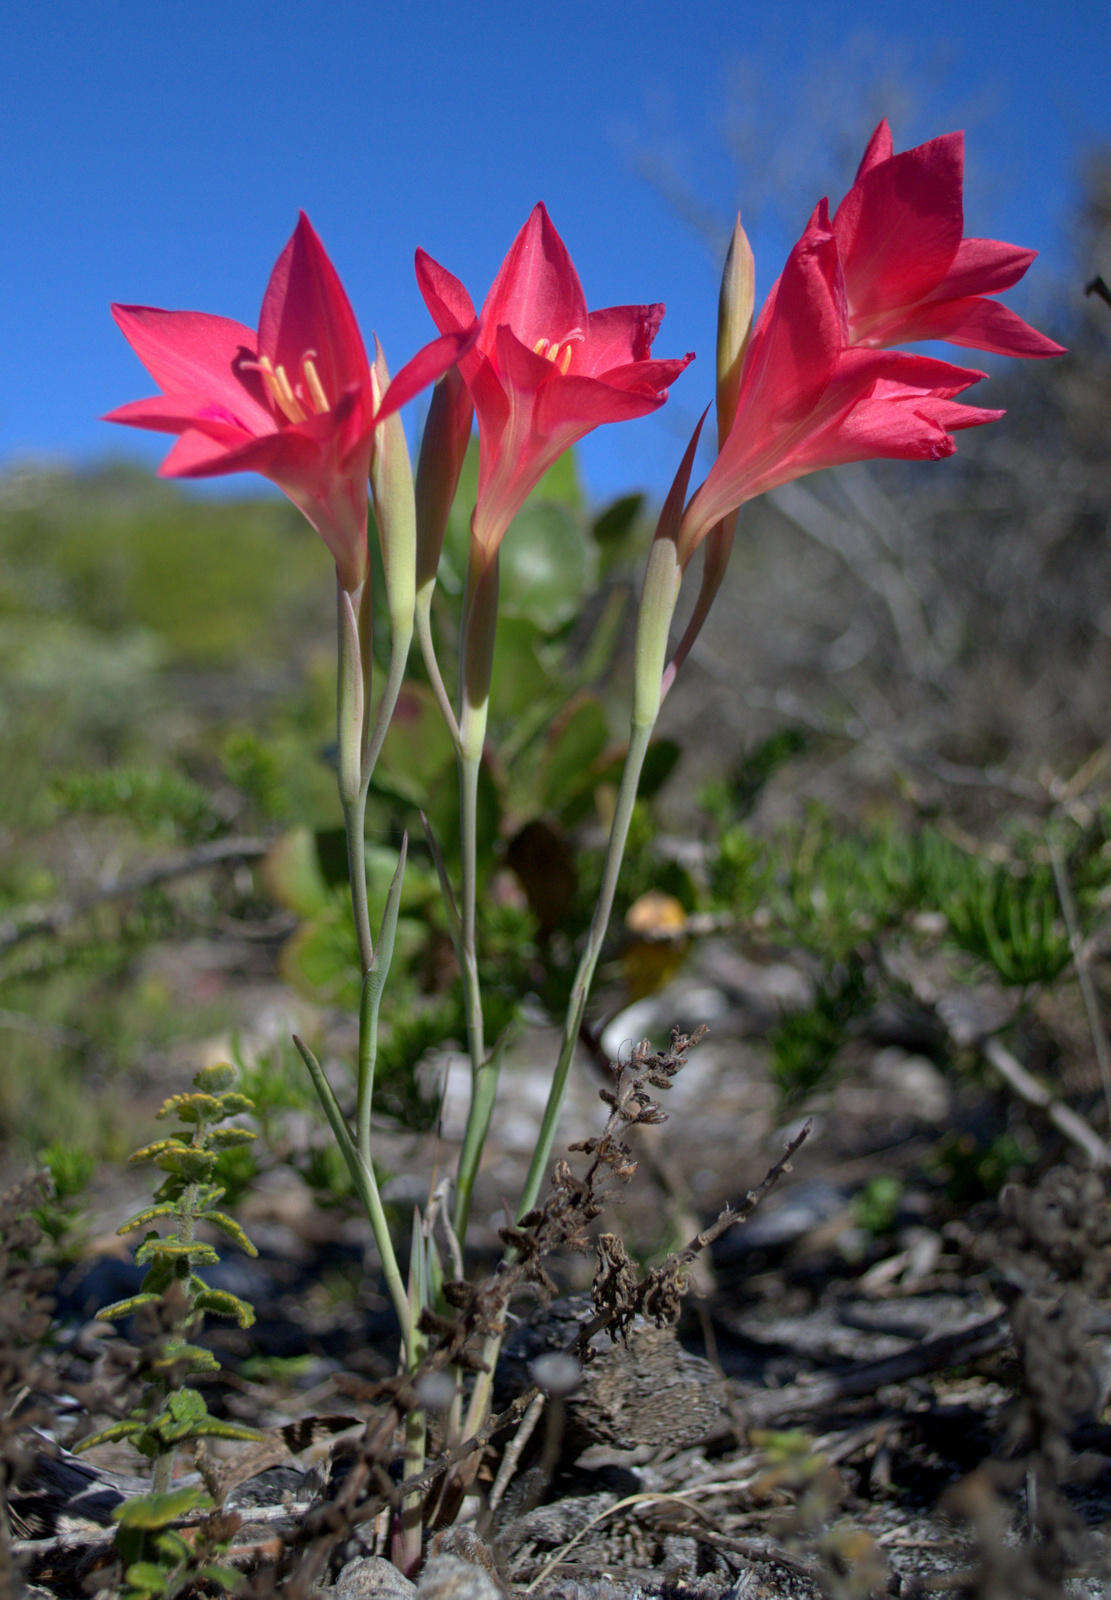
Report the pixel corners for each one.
[334,1554,417,1599]
[417,1553,504,1600]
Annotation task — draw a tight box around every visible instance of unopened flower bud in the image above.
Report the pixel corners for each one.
[716,214,755,447]
[369,339,417,638]
[415,367,473,594]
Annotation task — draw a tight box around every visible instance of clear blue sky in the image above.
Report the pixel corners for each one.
[3,0,1108,506]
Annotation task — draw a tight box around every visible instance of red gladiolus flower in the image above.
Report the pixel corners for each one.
[416,203,693,561]
[832,121,1064,359]
[106,213,471,592]
[678,204,1003,561]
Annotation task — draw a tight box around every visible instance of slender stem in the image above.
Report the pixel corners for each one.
[356,972,376,1168]
[452,745,490,1240]
[293,1034,412,1342]
[462,713,658,1442]
[363,616,414,782]
[451,552,499,1241]
[464,543,681,1439]
[518,713,656,1219]
[343,796,374,976]
[416,587,460,748]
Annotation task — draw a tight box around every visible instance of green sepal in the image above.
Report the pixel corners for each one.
[192,1288,255,1327]
[202,1210,258,1255]
[117,1202,180,1234]
[72,1419,146,1451]
[97,1291,162,1320]
[135,1237,218,1267]
[114,1486,213,1527]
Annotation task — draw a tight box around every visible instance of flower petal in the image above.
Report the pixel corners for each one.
[874,294,1066,357]
[583,304,665,370]
[853,119,895,181]
[376,329,480,422]
[110,306,271,430]
[935,237,1039,298]
[834,131,966,312]
[480,203,588,350]
[257,212,370,404]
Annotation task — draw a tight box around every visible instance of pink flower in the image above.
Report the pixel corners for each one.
[107,213,471,591]
[416,203,692,562]
[831,121,1064,359]
[678,204,1003,561]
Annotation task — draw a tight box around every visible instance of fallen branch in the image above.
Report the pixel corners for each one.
[738,1310,1009,1427]
[981,1036,1111,1168]
[0,836,270,954]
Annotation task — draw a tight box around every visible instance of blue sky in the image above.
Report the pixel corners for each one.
[3,0,1108,506]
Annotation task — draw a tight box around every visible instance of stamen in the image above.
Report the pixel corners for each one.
[532,333,579,374]
[253,354,308,423]
[301,355,330,415]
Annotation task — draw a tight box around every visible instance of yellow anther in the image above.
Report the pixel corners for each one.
[531,335,574,373]
[256,355,307,424]
[301,355,329,415]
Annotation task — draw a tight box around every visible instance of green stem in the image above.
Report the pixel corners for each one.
[362,613,414,782]
[416,586,460,747]
[464,541,681,1440]
[517,716,655,1219]
[293,1034,411,1344]
[343,795,374,977]
[451,552,499,1240]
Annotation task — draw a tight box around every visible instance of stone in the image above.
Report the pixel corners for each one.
[416,1553,504,1600]
[333,1554,417,1599]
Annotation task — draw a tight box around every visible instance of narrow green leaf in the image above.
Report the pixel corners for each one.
[135,1237,218,1267]
[117,1202,179,1234]
[96,1291,161,1320]
[113,1486,213,1527]
[72,1419,145,1451]
[202,1210,258,1255]
[192,1288,255,1327]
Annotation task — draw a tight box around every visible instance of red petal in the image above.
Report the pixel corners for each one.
[584,304,665,370]
[881,294,1066,357]
[415,249,478,333]
[853,119,894,181]
[534,372,669,436]
[110,306,271,430]
[834,131,965,313]
[258,213,370,406]
[597,354,694,394]
[737,207,842,433]
[376,329,479,423]
[494,325,558,392]
[935,237,1038,298]
[480,204,589,352]
[158,427,263,477]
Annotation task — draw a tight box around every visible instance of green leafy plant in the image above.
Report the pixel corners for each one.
[77,1061,263,1595]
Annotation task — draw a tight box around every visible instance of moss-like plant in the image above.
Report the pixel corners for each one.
[78,1061,263,1598]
